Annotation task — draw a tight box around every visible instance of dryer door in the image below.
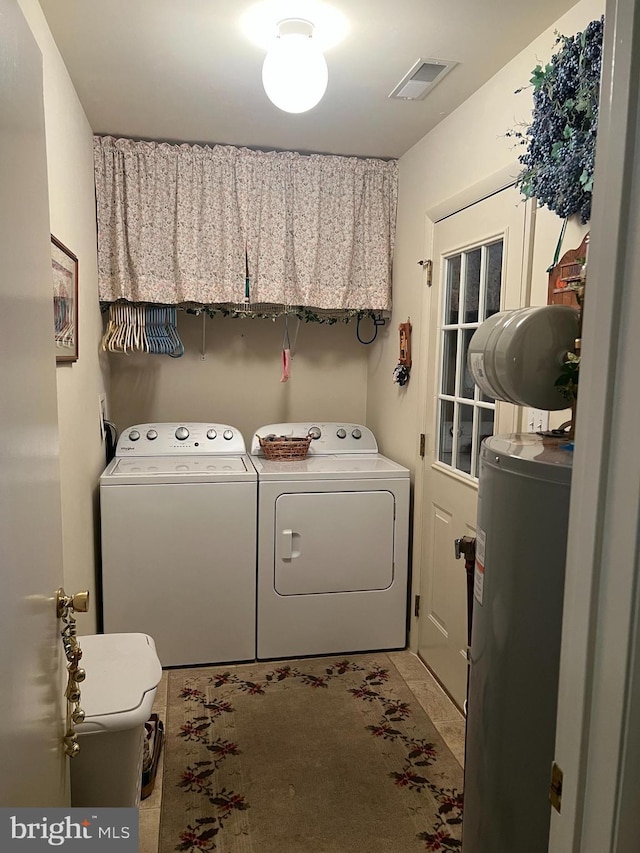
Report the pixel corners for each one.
[274,491,395,594]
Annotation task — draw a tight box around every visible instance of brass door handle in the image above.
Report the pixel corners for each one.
[56,588,90,618]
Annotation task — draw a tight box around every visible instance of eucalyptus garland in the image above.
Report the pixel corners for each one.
[184,305,377,325]
[509,16,604,223]
[101,301,381,325]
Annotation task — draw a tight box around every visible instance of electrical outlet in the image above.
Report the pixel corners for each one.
[526,407,550,433]
[98,394,107,442]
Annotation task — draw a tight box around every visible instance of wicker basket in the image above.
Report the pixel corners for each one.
[258,435,312,460]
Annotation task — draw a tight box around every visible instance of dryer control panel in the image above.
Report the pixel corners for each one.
[116,423,247,456]
[251,423,378,455]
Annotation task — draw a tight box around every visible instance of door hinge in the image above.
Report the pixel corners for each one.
[414,595,421,618]
[418,258,433,287]
[549,761,563,813]
[419,433,426,457]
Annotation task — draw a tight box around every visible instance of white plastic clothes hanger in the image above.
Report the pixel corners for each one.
[138,305,148,352]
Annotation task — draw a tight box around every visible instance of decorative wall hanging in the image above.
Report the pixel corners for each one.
[547,232,589,308]
[553,235,588,434]
[94,136,397,314]
[51,234,78,363]
[508,17,604,223]
[393,320,412,386]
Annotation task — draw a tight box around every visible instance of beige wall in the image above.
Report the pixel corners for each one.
[20,0,108,634]
[108,312,368,445]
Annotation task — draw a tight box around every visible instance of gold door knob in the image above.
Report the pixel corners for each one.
[56,588,90,618]
[71,591,90,612]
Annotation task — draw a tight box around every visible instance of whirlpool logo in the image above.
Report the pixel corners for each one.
[1,809,138,850]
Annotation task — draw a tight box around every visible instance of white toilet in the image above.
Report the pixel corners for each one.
[70,633,163,807]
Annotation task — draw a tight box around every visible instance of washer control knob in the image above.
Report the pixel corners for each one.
[175,427,189,441]
[337,428,347,439]
[308,426,322,440]
[206,429,217,440]
[223,429,234,440]
[352,428,362,439]
[128,429,140,441]
[146,429,158,441]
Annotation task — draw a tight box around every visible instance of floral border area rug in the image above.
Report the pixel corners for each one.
[159,654,463,853]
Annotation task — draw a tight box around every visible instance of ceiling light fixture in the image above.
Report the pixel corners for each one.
[262,18,328,113]
[242,1,348,52]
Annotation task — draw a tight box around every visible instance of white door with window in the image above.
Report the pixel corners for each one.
[417,187,530,708]
[0,0,69,806]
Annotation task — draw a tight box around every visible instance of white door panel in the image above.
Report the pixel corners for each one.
[274,491,395,594]
[429,504,454,635]
[0,0,68,806]
[418,188,529,708]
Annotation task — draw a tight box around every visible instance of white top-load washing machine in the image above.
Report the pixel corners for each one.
[100,423,257,667]
[251,422,410,659]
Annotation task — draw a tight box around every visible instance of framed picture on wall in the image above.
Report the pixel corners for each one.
[51,234,78,363]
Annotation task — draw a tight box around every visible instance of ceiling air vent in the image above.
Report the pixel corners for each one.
[389,58,457,100]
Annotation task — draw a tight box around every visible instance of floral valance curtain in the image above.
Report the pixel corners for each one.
[94,136,398,312]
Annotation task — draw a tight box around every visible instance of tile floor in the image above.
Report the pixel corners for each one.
[138,651,465,853]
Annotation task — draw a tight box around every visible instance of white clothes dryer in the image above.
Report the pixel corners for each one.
[251,423,410,659]
[100,423,257,667]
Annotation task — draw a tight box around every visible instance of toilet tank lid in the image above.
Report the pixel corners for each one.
[77,633,162,721]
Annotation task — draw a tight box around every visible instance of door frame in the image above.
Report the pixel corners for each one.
[548,0,640,849]
[409,189,536,655]
[1,0,69,806]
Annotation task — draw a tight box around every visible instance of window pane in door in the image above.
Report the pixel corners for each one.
[436,235,500,479]
[464,248,481,323]
[438,400,455,466]
[456,404,474,474]
[444,255,461,325]
[441,331,458,396]
[460,329,475,398]
[485,241,503,318]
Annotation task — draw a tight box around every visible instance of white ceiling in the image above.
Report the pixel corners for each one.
[39,0,578,160]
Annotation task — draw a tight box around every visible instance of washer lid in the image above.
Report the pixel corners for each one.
[77,633,162,730]
[251,453,409,481]
[101,455,257,484]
